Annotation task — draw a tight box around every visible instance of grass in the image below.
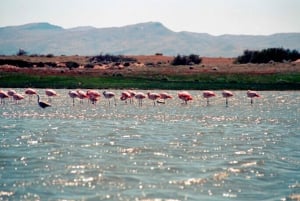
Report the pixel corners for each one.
[1,72,300,90]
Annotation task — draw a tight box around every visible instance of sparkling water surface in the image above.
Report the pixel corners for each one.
[0,89,299,200]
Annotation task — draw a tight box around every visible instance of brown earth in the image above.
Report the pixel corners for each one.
[0,55,299,77]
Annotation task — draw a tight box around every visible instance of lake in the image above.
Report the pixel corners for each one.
[1,89,299,200]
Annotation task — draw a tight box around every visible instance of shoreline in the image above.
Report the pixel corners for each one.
[1,55,300,90]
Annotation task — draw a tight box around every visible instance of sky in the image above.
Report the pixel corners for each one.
[1,0,299,35]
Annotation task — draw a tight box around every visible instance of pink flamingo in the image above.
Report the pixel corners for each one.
[87,90,101,104]
[45,89,58,102]
[203,90,216,105]
[135,92,146,106]
[0,90,9,104]
[222,90,234,107]
[178,91,193,104]
[103,91,116,106]
[68,90,79,106]
[25,88,37,102]
[147,92,161,106]
[7,89,16,101]
[12,93,25,104]
[76,90,88,104]
[247,90,260,104]
[120,91,131,103]
[128,90,136,104]
[157,92,172,104]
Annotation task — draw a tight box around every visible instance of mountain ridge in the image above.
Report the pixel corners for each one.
[0,22,299,57]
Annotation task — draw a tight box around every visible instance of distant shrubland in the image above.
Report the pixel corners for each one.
[89,54,137,64]
[235,48,300,64]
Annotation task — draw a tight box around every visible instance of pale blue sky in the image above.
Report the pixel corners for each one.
[1,0,299,35]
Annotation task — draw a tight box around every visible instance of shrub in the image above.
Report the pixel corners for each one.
[89,53,136,63]
[16,49,28,56]
[171,54,202,65]
[84,63,94,68]
[65,61,79,69]
[46,54,54,58]
[235,48,300,64]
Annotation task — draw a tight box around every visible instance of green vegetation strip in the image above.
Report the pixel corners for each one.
[1,72,300,90]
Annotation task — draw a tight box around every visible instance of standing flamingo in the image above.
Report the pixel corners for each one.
[12,93,25,104]
[7,89,16,101]
[158,92,172,104]
[45,89,58,102]
[36,94,51,108]
[77,90,88,104]
[247,90,260,105]
[135,92,146,106]
[128,90,136,104]
[68,90,79,106]
[87,90,101,104]
[178,91,193,104]
[0,90,9,104]
[203,90,216,106]
[25,88,37,102]
[103,91,116,106]
[147,92,161,106]
[222,90,234,107]
[120,91,131,104]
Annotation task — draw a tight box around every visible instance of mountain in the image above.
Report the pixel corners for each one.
[0,22,299,57]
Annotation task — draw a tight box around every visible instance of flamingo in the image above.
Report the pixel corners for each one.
[25,88,37,102]
[0,90,9,104]
[12,93,25,104]
[77,90,88,104]
[120,91,131,103]
[203,90,216,106]
[247,90,260,104]
[68,90,79,106]
[147,92,161,106]
[135,92,146,106]
[45,89,58,102]
[36,94,51,109]
[103,91,116,106]
[178,91,193,104]
[7,89,16,101]
[87,90,101,104]
[128,90,136,104]
[158,92,172,104]
[222,90,234,107]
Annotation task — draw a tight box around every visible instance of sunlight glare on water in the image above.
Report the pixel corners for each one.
[0,89,299,200]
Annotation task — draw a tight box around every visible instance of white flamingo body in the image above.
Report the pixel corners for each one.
[68,90,79,106]
[135,92,146,106]
[103,91,116,106]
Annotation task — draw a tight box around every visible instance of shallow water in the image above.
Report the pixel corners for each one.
[0,89,299,200]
